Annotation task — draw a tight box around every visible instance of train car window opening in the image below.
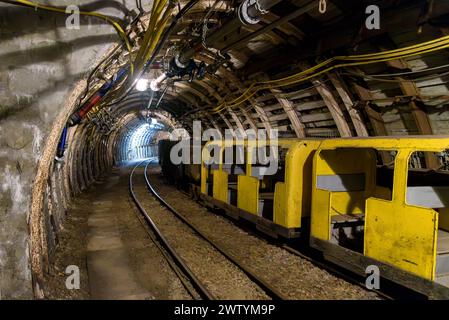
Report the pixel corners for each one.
[406,151,449,209]
[254,145,278,220]
[224,145,245,163]
[374,150,397,202]
[437,149,449,171]
[203,144,222,197]
[315,148,399,253]
[223,144,245,206]
[315,148,378,252]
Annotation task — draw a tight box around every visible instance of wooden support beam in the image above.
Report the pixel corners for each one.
[352,82,390,137]
[213,74,268,133]
[364,104,389,136]
[218,111,235,136]
[203,113,221,133]
[351,81,388,136]
[249,73,290,134]
[328,73,369,137]
[312,79,352,137]
[239,106,258,132]
[249,97,273,132]
[226,107,247,137]
[383,57,439,168]
[192,80,221,102]
[242,0,442,77]
[351,81,390,164]
[383,58,435,135]
[174,82,211,105]
[270,88,306,138]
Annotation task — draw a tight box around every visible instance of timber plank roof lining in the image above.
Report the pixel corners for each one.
[114,0,449,138]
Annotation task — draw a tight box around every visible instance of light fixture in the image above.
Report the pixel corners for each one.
[150,73,167,91]
[136,78,148,92]
[149,80,159,92]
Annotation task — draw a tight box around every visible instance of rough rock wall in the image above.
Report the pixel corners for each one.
[0,1,138,299]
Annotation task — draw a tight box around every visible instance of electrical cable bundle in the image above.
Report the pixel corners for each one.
[104,0,200,107]
[208,34,449,114]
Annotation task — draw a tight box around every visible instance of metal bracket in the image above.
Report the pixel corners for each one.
[238,0,260,25]
[174,53,189,69]
[319,0,327,14]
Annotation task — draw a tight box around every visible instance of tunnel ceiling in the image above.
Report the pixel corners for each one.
[3,0,449,139]
[103,0,449,140]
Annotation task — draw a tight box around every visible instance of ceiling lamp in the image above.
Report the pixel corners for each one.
[136,78,148,92]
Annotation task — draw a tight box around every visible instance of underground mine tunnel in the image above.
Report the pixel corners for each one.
[1,0,449,303]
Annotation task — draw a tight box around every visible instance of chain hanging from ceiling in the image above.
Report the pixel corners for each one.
[319,0,327,14]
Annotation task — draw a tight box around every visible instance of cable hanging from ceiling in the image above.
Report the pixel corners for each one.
[64,0,200,127]
[104,0,201,108]
[206,34,449,115]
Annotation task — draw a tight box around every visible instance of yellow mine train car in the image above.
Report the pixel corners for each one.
[200,138,321,237]
[160,136,449,297]
[309,136,449,299]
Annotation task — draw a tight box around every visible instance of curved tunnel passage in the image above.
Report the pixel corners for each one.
[114,118,169,163]
[1,0,449,300]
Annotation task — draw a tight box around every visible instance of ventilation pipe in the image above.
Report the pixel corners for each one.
[177,0,281,65]
[154,0,280,89]
[150,73,168,92]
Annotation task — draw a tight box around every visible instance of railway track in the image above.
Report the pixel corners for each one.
[129,160,214,299]
[279,244,394,300]
[146,166,404,300]
[129,160,287,300]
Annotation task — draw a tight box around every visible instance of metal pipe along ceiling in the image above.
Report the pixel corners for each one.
[178,0,282,64]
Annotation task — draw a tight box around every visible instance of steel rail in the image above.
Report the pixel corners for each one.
[279,244,394,300]
[129,174,201,299]
[143,162,287,300]
[129,160,215,300]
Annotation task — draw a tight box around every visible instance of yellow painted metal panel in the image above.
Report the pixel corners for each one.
[237,175,259,214]
[296,144,317,219]
[274,140,321,229]
[201,140,223,195]
[311,189,332,241]
[317,149,374,175]
[201,164,207,194]
[318,136,449,152]
[309,138,449,283]
[274,182,287,226]
[212,170,228,202]
[330,191,365,215]
[364,198,438,280]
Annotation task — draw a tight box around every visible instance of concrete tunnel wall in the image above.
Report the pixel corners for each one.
[0,1,155,298]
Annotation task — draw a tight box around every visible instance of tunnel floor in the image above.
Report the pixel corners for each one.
[43,163,381,300]
[44,164,191,299]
